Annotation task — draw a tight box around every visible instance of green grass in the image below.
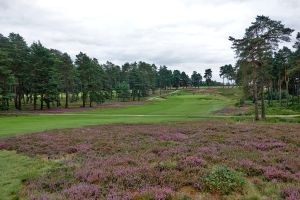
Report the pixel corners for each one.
[0,89,236,137]
[83,90,232,115]
[265,103,300,115]
[245,98,300,116]
[0,115,203,137]
[0,150,57,200]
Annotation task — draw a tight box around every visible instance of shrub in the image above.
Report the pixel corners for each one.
[179,195,192,200]
[263,167,293,182]
[63,183,101,200]
[157,160,178,170]
[29,195,50,200]
[281,186,300,200]
[202,165,245,195]
[181,156,206,167]
[136,186,173,200]
[237,159,263,176]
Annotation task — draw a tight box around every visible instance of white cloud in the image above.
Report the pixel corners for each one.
[0,0,299,80]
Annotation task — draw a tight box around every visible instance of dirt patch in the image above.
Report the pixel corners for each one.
[214,106,250,115]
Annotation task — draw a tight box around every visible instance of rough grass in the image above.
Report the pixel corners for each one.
[246,100,300,116]
[0,150,57,200]
[0,121,299,199]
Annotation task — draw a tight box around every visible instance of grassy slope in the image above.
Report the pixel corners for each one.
[0,151,56,200]
[84,91,230,115]
[0,89,235,137]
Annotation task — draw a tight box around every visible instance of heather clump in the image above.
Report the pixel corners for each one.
[62,183,102,200]
[157,132,188,142]
[251,140,286,151]
[135,186,174,200]
[263,166,294,182]
[29,194,51,200]
[157,160,178,170]
[237,159,263,176]
[281,186,300,200]
[181,156,206,168]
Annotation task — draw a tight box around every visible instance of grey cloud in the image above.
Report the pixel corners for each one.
[1,0,299,80]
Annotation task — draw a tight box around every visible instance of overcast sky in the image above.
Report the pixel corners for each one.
[1,0,300,80]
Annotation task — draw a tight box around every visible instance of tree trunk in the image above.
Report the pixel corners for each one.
[267,86,271,106]
[18,92,22,110]
[56,100,60,107]
[13,85,18,110]
[253,77,259,121]
[40,94,44,110]
[252,65,259,121]
[270,81,273,106]
[261,85,266,120]
[293,84,297,105]
[26,94,29,104]
[22,93,25,105]
[297,83,300,104]
[34,94,37,110]
[29,94,33,104]
[138,90,141,101]
[223,77,224,88]
[285,77,289,108]
[6,98,9,110]
[65,91,69,108]
[46,100,50,109]
[278,79,282,107]
[82,92,86,108]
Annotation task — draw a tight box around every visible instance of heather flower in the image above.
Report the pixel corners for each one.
[263,167,293,181]
[196,146,217,155]
[238,159,263,176]
[138,186,174,200]
[76,168,106,183]
[252,140,285,151]
[0,142,8,149]
[107,187,131,200]
[158,146,189,157]
[29,194,50,200]
[181,156,206,167]
[63,183,101,200]
[281,186,300,200]
[158,132,188,141]
[295,172,300,180]
[1,121,299,199]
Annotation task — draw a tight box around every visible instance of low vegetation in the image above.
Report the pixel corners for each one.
[202,165,245,195]
[0,121,299,199]
[0,151,57,200]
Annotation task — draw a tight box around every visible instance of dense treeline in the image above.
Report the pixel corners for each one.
[0,33,220,111]
[229,15,300,120]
